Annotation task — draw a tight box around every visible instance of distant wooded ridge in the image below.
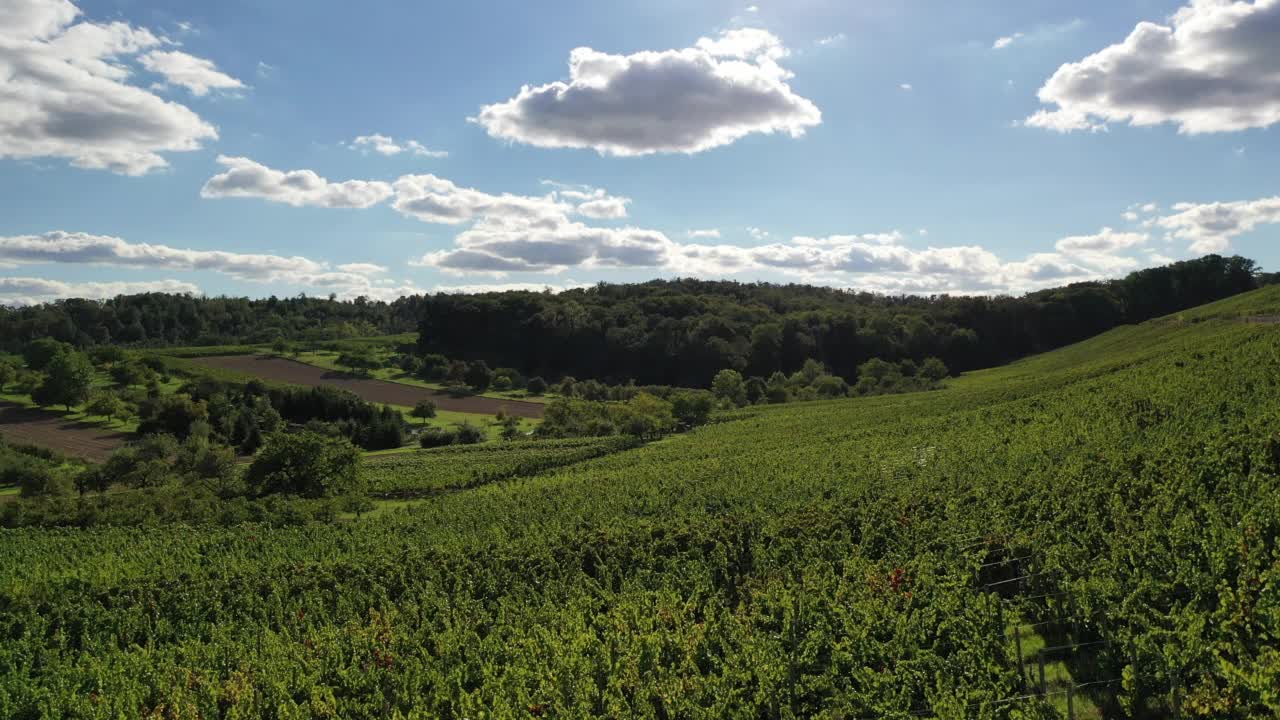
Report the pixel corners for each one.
[0,254,1266,385]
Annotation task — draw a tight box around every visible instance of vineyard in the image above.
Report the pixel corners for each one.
[361,437,641,497]
[2,287,1280,717]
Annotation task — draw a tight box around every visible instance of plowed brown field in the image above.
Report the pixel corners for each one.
[190,356,545,419]
[0,403,129,462]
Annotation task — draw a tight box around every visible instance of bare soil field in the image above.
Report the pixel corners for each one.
[0,403,129,462]
[191,355,546,419]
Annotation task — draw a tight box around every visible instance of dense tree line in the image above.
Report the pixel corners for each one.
[0,255,1263,387]
[0,293,422,351]
[176,379,408,452]
[415,255,1263,386]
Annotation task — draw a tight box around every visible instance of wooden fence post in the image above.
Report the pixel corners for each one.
[1015,627,1025,688]
[1038,651,1046,695]
[1066,683,1074,720]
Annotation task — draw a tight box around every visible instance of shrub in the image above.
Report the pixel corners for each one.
[455,422,485,445]
[245,431,362,498]
[411,399,438,424]
[419,428,456,448]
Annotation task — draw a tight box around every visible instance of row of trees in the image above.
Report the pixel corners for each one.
[413,255,1263,387]
[0,293,420,351]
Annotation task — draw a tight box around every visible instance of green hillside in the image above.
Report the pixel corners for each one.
[4,287,1280,717]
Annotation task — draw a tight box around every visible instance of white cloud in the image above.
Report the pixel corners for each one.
[139,50,244,96]
[337,262,388,275]
[350,133,448,158]
[899,83,913,91]
[0,0,221,174]
[556,187,630,219]
[1027,0,1280,134]
[0,276,199,306]
[0,230,324,280]
[817,33,846,46]
[473,27,821,155]
[746,5,759,12]
[256,60,275,78]
[1055,226,1147,254]
[0,230,421,301]
[993,33,1024,49]
[1154,195,1280,253]
[412,202,1145,294]
[746,226,770,240]
[201,155,394,208]
[393,174,567,225]
[687,229,722,239]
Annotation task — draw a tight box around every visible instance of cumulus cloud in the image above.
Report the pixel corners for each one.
[0,229,406,295]
[350,134,448,158]
[412,199,1145,293]
[555,187,630,219]
[201,156,394,208]
[0,230,426,300]
[1027,0,1280,134]
[473,27,821,155]
[1055,227,1147,254]
[0,0,225,174]
[393,174,567,225]
[0,276,199,306]
[1154,195,1280,252]
[139,50,243,96]
[0,230,325,279]
[687,229,722,239]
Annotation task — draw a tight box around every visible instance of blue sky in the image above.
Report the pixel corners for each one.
[1,0,1277,304]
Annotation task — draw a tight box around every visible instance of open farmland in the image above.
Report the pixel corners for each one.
[189,355,545,419]
[0,403,128,462]
[5,287,1280,716]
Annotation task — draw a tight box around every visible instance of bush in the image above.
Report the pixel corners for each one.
[920,357,949,382]
[22,338,70,371]
[246,431,362,498]
[137,394,209,439]
[411,399,438,423]
[32,351,94,411]
[416,354,450,382]
[465,361,494,392]
[527,376,548,395]
[671,391,714,428]
[711,369,747,407]
[6,463,61,498]
[455,422,485,445]
[419,428,456,448]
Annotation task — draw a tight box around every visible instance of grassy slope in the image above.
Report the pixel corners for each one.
[3,287,1280,716]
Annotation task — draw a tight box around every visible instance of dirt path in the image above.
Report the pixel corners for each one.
[0,403,130,462]
[191,355,546,419]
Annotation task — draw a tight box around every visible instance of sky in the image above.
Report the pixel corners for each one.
[1,0,1278,305]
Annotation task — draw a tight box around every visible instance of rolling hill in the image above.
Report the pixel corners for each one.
[3,286,1280,717]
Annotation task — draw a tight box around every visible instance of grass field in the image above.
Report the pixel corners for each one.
[3,288,1280,716]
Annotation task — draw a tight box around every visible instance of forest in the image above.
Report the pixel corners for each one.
[0,255,1262,389]
[413,255,1263,385]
